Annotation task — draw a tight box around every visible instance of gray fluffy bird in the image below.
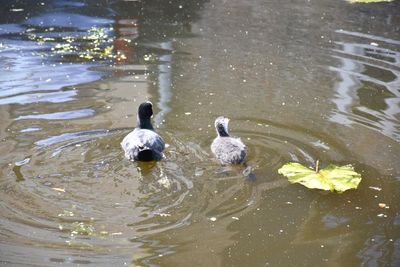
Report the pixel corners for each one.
[211,116,247,164]
[121,101,165,161]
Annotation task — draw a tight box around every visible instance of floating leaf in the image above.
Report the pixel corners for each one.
[278,162,362,193]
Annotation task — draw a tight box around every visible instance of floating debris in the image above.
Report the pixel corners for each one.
[99,231,109,236]
[58,210,74,217]
[110,232,123,236]
[157,176,171,189]
[52,187,65,193]
[28,26,114,62]
[378,203,389,209]
[71,222,95,236]
[369,186,382,191]
[209,217,217,222]
[194,167,204,177]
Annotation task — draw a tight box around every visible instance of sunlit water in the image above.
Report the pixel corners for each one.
[0,0,399,266]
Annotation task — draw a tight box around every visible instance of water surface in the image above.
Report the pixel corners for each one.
[0,0,399,266]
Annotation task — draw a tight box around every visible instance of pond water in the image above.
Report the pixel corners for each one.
[1,0,399,266]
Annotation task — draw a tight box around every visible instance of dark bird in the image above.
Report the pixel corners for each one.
[211,116,247,164]
[121,101,165,161]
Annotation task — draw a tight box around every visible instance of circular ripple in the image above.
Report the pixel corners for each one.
[233,117,353,175]
[1,128,202,259]
[1,119,355,265]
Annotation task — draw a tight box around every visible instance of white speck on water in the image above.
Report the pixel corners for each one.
[157,176,171,189]
[195,167,204,177]
[232,217,239,221]
[110,232,122,236]
[369,186,382,191]
[210,217,217,222]
[370,42,378,47]
[184,112,191,115]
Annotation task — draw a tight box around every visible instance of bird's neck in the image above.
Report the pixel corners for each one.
[217,125,229,137]
[137,117,154,130]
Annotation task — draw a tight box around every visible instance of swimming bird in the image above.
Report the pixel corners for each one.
[211,116,247,164]
[121,101,165,161]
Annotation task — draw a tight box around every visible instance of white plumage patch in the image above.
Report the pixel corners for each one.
[121,128,165,160]
[211,136,247,164]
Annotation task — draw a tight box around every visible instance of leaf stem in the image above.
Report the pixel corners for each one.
[315,160,320,173]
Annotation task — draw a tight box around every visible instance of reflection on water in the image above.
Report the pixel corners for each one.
[154,41,173,126]
[1,0,400,266]
[330,29,400,141]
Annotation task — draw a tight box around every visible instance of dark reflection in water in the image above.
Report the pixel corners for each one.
[0,0,400,267]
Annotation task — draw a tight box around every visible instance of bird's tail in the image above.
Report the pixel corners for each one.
[136,146,163,161]
[136,146,155,161]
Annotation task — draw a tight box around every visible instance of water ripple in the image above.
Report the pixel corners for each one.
[330,30,400,141]
[15,108,95,121]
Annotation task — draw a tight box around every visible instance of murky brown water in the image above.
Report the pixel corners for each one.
[1,0,399,266]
